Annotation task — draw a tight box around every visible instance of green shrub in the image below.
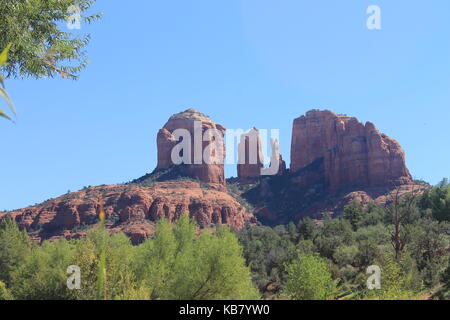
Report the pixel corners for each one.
[284,254,336,300]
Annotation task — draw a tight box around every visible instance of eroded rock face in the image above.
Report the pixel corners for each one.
[234,109,422,225]
[0,181,256,244]
[290,110,412,190]
[237,128,264,179]
[275,154,287,176]
[156,109,226,186]
[237,128,287,180]
[1,108,423,238]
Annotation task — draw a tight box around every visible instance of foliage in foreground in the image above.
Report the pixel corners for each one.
[284,254,336,300]
[0,216,258,300]
[237,179,450,300]
[1,179,450,300]
[0,43,15,121]
[0,0,101,80]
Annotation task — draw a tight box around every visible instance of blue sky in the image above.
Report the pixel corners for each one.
[1,0,450,210]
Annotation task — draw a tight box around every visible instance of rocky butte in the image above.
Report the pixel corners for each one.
[0,109,255,244]
[0,108,427,239]
[156,109,226,187]
[290,109,413,190]
[234,109,426,225]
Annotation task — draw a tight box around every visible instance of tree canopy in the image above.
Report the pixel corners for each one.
[0,0,101,80]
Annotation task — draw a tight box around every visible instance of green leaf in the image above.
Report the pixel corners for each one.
[0,109,12,121]
[0,87,16,116]
[0,43,16,121]
[0,43,12,66]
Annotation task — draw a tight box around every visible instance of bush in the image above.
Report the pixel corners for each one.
[0,215,257,300]
[135,217,259,300]
[10,239,76,300]
[284,254,336,300]
[0,281,13,300]
[366,254,422,300]
[355,224,390,245]
[333,245,358,267]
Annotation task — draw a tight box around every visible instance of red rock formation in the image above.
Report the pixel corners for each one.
[1,108,423,237]
[0,181,256,244]
[276,155,287,176]
[268,139,287,176]
[237,128,264,179]
[156,109,226,186]
[237,129,287,180]
[290,110,412,190]
[240,109,423,225]
[296,183,429,221]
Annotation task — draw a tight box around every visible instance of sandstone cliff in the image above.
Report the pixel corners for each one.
[290,110,412,190]
[156,109,226,186]
[232,109,424,225]
[236,128,287,181]
[0,181,256,244]
[1,108,425,237]
[237,128,265,180]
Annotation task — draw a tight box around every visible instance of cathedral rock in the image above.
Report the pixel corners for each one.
[0,108,425,240]
[156,109,226,186]
[290,110,413,191]
[235,109,423,225]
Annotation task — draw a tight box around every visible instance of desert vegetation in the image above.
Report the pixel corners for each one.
[237,179,450,300]
[0,179,449,300]
[0,215,259,300]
